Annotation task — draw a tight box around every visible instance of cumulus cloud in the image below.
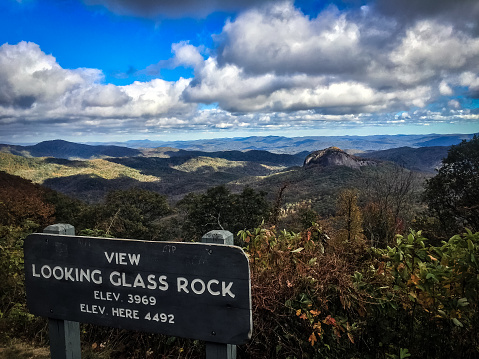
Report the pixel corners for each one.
[145,42,204,76]
[0,42,98,108]
[183,1,479,116]
[182,55,432,114]
[439,81,453,96]
[448,100,461,109]
[460,72,479,98]
[82,84,131,107]
[179,1,479,116]
[390,21,479,85]
[217,4,368,76]
[0,41,196,134]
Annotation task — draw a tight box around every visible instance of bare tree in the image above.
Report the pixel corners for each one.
[361,166,420,247]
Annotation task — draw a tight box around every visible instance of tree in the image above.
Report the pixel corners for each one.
[43,189,86,229]
[362,201,395,248]
[424,135,479,235]
[0,171,54,229]
[336,189,362,242]
[0,172,54,339]
[235,186,271,231]
[83,188,172,241]
[361,166,419,247]
[179,185,271,242]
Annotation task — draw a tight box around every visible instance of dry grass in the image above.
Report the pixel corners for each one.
[0,341,50,359]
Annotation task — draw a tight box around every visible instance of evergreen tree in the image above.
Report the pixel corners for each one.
[424,135,479,235]
[179,185,270,242]
[83,188,172,241]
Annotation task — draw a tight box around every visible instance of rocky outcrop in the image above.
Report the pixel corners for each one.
[303,147,376,169]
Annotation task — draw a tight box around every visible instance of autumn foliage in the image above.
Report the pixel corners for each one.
[240,223,479,358]
[1,137,479,357]
[0,171,54,229]
[0,172,54,343]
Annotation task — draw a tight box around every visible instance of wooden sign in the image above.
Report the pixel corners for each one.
[24,234,252,345]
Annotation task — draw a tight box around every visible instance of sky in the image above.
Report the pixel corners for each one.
[0,0,479,144]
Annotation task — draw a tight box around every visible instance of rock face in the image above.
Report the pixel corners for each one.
[303,147,376,169]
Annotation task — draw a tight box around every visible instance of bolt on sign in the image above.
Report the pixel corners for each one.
[24,234,252,345]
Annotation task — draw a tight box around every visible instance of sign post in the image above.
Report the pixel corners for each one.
[202,230,238,359]
[43,224,81,359]
[25,226,252,358]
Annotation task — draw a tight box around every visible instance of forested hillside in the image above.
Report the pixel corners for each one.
[0,151,287,202]
[1,136,478,358]
[0,141,441,207]
[364,146,449,173]
[0,140,142,159]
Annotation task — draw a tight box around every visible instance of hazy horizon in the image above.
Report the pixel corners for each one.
[2,131,476,148]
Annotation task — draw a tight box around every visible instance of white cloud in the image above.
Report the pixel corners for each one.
[460,72,479,95]
[181,3,441,114]
[171,42,204,69]
[82,84,131,108]
[0,41,195,125]
[119,78,193,117]
[181,2,479,119]
[439,81,453,96]
[218,3,367,76]
[145,42,204,75]
[0,42,98,108]
[390,21,479,85]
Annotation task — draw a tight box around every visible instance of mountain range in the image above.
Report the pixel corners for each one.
[85,133,476,153]
[0,133,468,207]
[0,136,452,173]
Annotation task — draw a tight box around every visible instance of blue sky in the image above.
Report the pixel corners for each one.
[0,0,478,144]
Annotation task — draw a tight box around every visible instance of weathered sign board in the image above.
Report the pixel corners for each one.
[24,234,252,345]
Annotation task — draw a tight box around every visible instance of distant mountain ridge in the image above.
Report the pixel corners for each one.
[1,133,474,162]
[0,140,307,166]
[85,133,477,153]
[0,139,141,159]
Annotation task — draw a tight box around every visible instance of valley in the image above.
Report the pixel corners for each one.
[0,135,448,206]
